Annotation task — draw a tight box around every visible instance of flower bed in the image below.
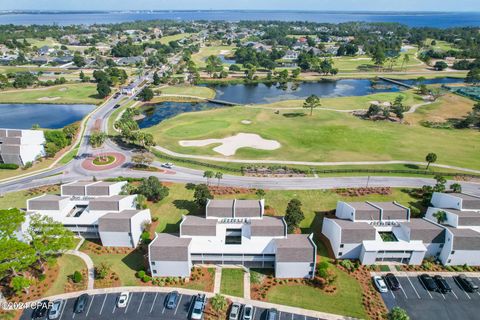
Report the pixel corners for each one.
[135,267,215,292]
[93,155,116,166]
[334,187,392,197]
[207,186,256,196]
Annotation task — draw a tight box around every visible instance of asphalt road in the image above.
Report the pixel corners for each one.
[380,275,480,320]
[19,292,323,320]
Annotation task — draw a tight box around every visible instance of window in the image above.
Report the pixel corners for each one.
[310,263,314,267]
[451,251,455,255]
[308,271,313,275]
[439,244,444,248]
[151,261,155,265]
[152,270,157,274]
[338,252,343,256]
[225,228,242,245]
[447,259,451,263]
[340,244,344,248]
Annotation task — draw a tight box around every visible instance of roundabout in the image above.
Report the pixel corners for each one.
[81,152,126,171]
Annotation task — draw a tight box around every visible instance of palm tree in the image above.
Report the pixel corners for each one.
[433,210,447,224]
[425,153,437,170]
[303,94,321,116]
[203,170,214,185]
[401,54,410,71]
[255,189,266,199]
[215,172,223,186]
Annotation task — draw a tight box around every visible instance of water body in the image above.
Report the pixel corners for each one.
[137,101,226,128]
[0,104,95,129]
[0,11,479,28]
[205,78,464,105]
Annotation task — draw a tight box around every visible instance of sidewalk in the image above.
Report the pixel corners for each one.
[65,250,94,290]
[23,286,356,320]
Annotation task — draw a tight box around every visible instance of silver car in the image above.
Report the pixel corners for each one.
[48,299,63,319]
[229,303,241,320]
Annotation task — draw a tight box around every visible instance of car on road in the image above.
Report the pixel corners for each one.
[32,300,50,319]
[419,274,439,292]
[74,294,89,314]
[456,274,479,292]
[117,292,130,308]
[190,293,206,320]
[229,303,241,320]
[165,291,180,309]
[242,304,253,320]
[266,308,279,320]
[434,275,452,293]
[161,162,174,169]
[113,93,120,99]
[373,276,388,293]
[114,104,121,109]
[48,299,63,319]
[384,273,400,291]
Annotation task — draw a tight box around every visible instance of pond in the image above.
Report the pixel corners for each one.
[137,101,227,129]
[0,104,95,129]
[204,77,465,105]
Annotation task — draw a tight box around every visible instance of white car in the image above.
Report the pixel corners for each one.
[373,276,388,293]
[48,299,64,319]
[161,162,174,169]
[117,292,130,308]
[242,304,254,320]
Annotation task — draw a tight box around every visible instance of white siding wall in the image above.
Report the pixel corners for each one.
[99,231,133,247]
[431,193,461,210]
[321,218,341,257]
[109,182,127,196]
[119,195,137,211]
[275,262,313,279]
[360,248,377,265]
[409,251,425,265]
[446,250,480,266]
[150,260,192,277]
[425,207,458,227]
[335,202,355,220]
[130,210,151,247]
[439,229,454,265]
[424,243,443,258]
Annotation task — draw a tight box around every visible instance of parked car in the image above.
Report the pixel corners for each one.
[48,299,64,319]
[165,291,180,309]
[373,276,388,293]
[266,308,278,320]
[229,303,241,320]
[419,274,439,292]
[32,300,50,319]
[434,275,452,293]
[74,294,89,314]
[161,162,174,169]
[456,274,479,292]
[242,304,253,320]
[384,273,400,291]
[117,292,130,308]
[190,294,206,320]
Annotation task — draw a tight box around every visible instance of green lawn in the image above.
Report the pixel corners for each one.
[220,268,244,297]
[158,33,194,44]
[46,254,86,296]
[191,45,235,67]
[424,38,458,52]
[144,99,480,170]
[266,266,366,319]
[0,83,102,104]
[0,186,59,209]
[157,85,216,99]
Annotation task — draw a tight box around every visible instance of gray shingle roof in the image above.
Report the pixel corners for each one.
[181,215,217,236]
[28,195,68,210]
[330,218,377,243]
[448,227,480,250]
[251,216,285,237]
[371,202,409,220]
[400,219,445,243]
[207,200,234,218]
[275,234,315,262]
[451,193,480,210]
[235,200,262,218]
[149,233,191,261]
[98,210,141,232]
[347,202,381,220]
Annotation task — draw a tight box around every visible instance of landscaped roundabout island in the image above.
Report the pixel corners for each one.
[81,152,126,171]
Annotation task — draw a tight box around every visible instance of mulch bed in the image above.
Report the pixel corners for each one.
[207,186,256,196]
[94,271,122,289]
[143,267,215,292]
[81,240,134,255]
[64,269,88,293]
[23,184,60,197]
[334,187,392,197]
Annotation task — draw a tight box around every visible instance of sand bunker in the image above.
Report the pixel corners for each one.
[37,96,60,101]
[219,50,231,55]
[179,133,281,156]
[58,87,68,92]
[241,120,252,124]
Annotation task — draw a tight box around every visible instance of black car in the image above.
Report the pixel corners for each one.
[31,300,50,319]
[266,308,278,320]
[114,104,121,109]
[456,274,479,292]
[165,291,180,309]
[433,275,452,293]
[74,294,89,313]
[384,273,400,291]
[419,274,439,292]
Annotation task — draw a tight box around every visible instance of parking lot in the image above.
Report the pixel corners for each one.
[20,291,324,320]
[380,275,480,320]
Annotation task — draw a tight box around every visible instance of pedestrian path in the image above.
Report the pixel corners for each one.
[243,271,251,299]
[213,266,222,294]
[65,250,95,290]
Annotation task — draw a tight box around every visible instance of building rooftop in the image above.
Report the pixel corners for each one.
[448,227,480,250]
[400,218,445,243]
[98,210,141,232]
[149,233,191,261]
[329,218,377,243]
[275,234,315,262]
[452,193,480,210]
[370,202,409,220]
[181,215,217,227]
[347,202,381,220]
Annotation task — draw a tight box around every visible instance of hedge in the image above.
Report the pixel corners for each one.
[0,163,19,170]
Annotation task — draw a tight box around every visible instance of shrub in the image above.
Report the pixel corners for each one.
[142,275,152,283]
[339,259,356,272]
[72,271,83,283]
[141,231,151,244]
[0,163,19,170]
[136,270,146,278]
[152,216,159,222]
[38,274,46,282]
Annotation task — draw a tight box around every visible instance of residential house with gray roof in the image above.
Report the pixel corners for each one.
[148,199,316,279]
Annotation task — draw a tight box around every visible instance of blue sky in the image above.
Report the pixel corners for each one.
[3,0,480,12]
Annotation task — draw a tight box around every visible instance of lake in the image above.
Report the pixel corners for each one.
[137,101,226,129]
[1,11,479,28]
[204,78,465,105]
[0,104,95,129]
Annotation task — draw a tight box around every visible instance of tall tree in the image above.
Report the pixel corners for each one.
[203,170,214,185]
[193,184,213,208]
[425,153,437,170]
[0,208,25,239]
[137,176,169,202]
[215,172,223,186]
[0,239,36,279]
[284,199,305,233]
[303,94,321,116]
[433,210,448,224]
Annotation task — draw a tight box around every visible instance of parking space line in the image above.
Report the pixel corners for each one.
[174,294,183,315]
[399,285,408,299]
[424,288,433,299]
[59,300,67,320]
[405,276,421,299]
[86,295,95,317]
[252,307,256,319]
[451,288,459,299]
[124,293,133,313]
[150,293,158,313]
[453,277,471,299]
[137,293,146,313]
[390,290,396,299]
[99,294,108,315]
[71,311,75,319]
[162,305,166,314]
[112,300,116,313]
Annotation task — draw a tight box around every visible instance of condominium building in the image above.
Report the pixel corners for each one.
[148,199,317,278]
[0,128,45,166]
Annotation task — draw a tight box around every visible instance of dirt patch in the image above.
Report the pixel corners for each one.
[58,87,68,92]
[334,187,392,197]
[241,120,252,124]
[37,96,61,101]
[179,133,281,156]
[207,185,256,196]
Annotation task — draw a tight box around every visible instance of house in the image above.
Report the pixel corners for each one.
[322,201,445,265]
[282,50,299,61]
[425,192,480,266]
[23,181,151,248]
[116,56,144,66]
[0,129,45,166]
[148,199,316,279]
[38,46,54,56]
[31,56,50,65]
[121,83,137,96]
